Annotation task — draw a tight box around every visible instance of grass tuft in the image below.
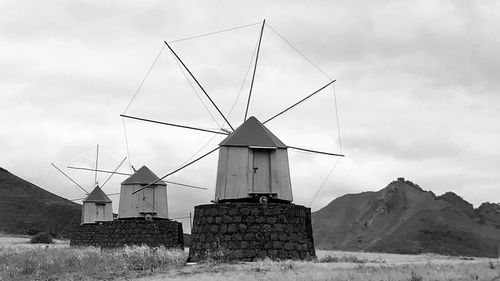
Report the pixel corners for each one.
[30,232,53,244]
[318,254,367,263]
[489,261,495,270]
[409,270,423,281]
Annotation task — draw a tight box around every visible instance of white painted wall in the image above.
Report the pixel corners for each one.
[81,202,113,224]
[118,184,168,219]
[214,146,293,201]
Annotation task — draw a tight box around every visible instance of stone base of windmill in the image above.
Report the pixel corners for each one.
[188,202,315,262]
[70,219,184,249]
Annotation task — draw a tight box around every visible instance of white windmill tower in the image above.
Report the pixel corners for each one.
[214,116,292,203]
[118,20,345,261]
[81,185,112,224]
[120,19,344,205]
[118,165,168,220]
[51,145,126,224]
[65,163,207,222]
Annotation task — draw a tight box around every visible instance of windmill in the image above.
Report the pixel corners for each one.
[120,19,344,204]
[66,162,207,221]
[118,20,345,261]
[51,145,126,224]
[56,146,195,248]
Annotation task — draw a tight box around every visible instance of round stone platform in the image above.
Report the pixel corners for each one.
[188,202,315,261]
[70,219,184,248]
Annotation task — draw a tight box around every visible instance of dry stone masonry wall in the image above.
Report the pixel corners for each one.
[70,219,183,248]
[188,203,315,261]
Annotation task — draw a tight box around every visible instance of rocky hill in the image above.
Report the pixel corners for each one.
[0,167,81,237]
[312,178,500,257]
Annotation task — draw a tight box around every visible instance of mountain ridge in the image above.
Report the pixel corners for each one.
[0,167,81,237]
[312,178,500,257]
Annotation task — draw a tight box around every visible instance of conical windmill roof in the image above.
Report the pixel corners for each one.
[83,185,112,204]
[122,166,166,186]
[219,116,287,148]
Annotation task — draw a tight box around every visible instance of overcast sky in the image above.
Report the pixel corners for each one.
[1,0,499,230]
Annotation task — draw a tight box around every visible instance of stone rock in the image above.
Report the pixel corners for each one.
[187,202,315,262]
[70,219,183,249]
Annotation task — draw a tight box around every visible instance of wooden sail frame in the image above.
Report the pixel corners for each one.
[50,145,121,223]
[51,146,127,198]
[123,20,344,198]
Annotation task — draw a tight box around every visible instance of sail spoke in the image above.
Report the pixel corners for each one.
[288,146,344,157]
[263,80,336,125]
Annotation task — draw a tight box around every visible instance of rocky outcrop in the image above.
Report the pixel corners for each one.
[437,192,475,217]
[476,202,500,228]
[312,178,500,257]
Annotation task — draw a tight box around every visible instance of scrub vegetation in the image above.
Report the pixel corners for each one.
[29,232,53,244]
[0,236,499,281]
[0,244,186,280]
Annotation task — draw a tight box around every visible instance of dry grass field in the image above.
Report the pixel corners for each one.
[135,251,500,281]
[1,234,499,281]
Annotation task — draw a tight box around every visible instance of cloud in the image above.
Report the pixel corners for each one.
[1,0,499,223]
